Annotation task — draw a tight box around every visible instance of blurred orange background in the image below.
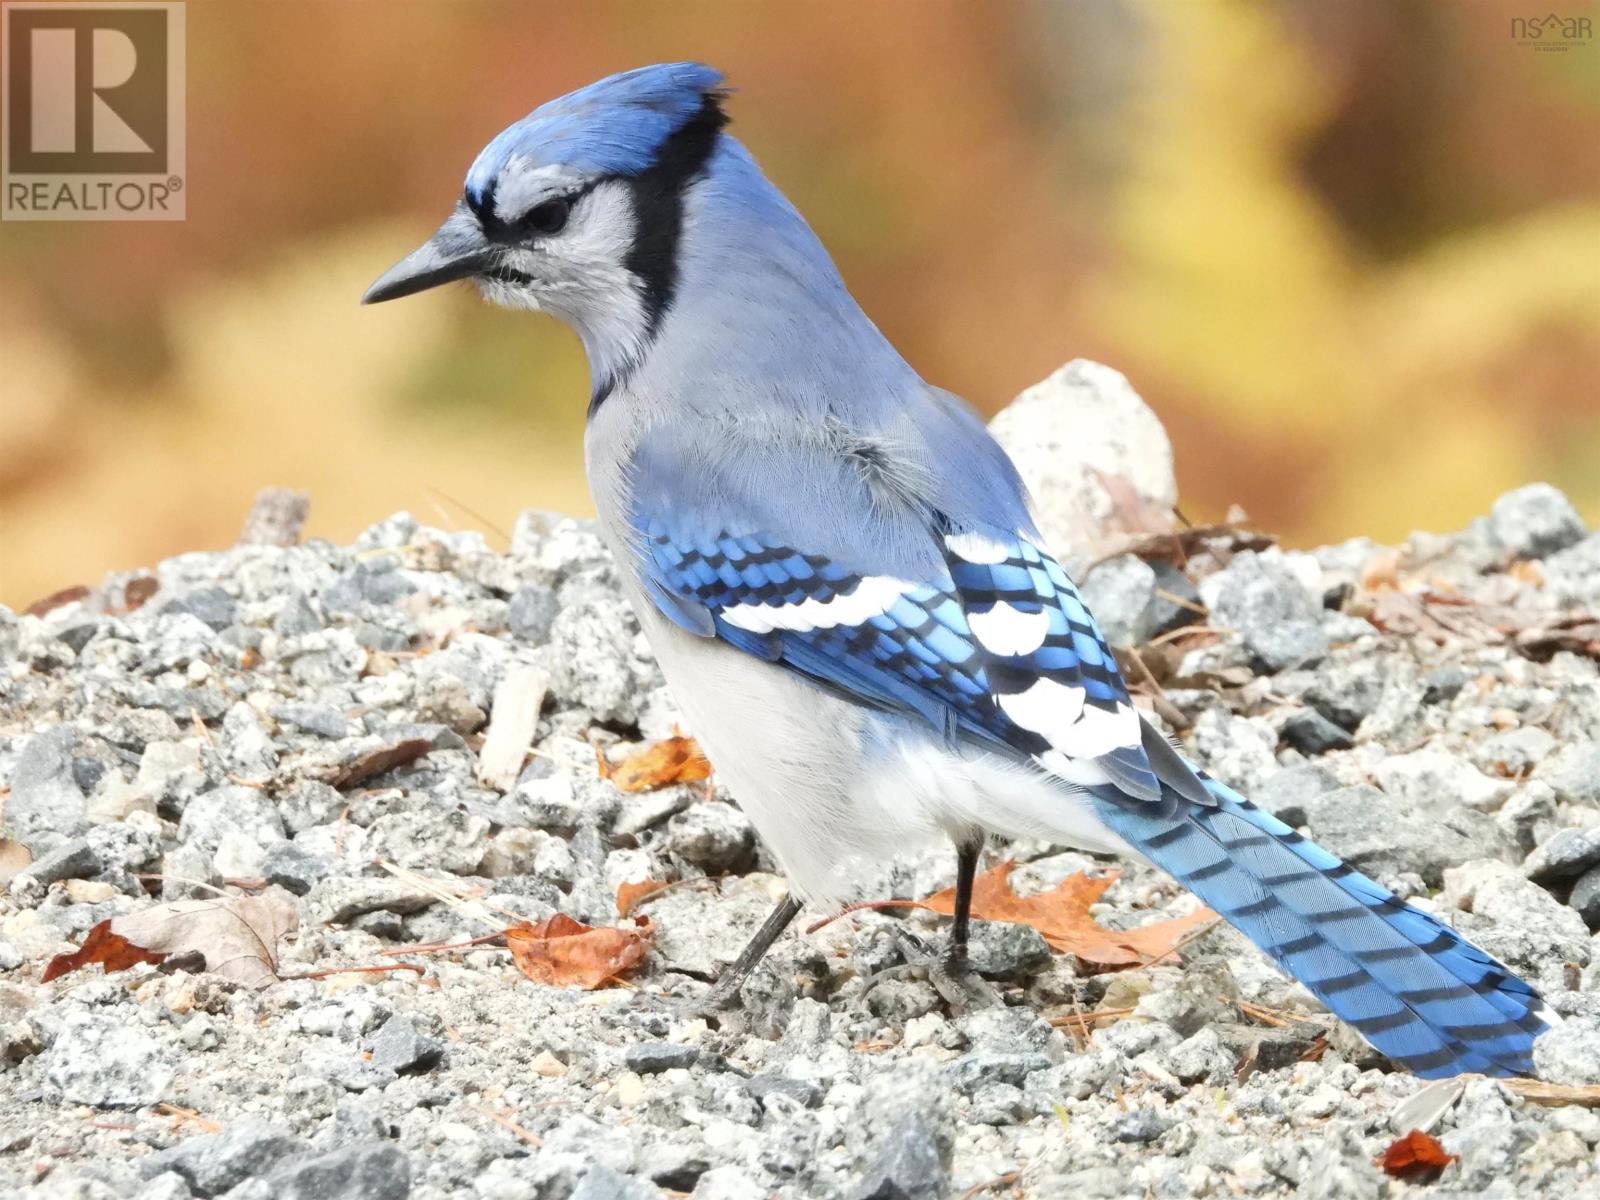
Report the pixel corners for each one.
[3,0,1598,608]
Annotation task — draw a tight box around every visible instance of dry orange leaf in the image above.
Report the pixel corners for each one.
[1379,1129,1457,1181]
[22,584,90,618]
[504,913,652,989]
[598,733,711,793]
[42,920,167,981]
[42,893,298,988]
[616,878,669,917]
[913,862,1214,967]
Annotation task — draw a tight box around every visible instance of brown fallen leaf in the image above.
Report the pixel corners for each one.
[0,839,33,888]
[41,920,167,980]
[117,576,161,613]
[23,584,91,618]
[43,892,298,988]
[504,913,651,989]
[328,737,432,789]
[598,732,711,793]
[849,862,1213,968]
[1379,1128,1457,1181]
[1517,615,1600,663]
[616,878,669,917]
[1118,523,1276,571]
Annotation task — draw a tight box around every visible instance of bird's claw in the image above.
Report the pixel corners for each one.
[933,944,1000,1012]
[690,975,743,1017]
[860,927,1000,1014]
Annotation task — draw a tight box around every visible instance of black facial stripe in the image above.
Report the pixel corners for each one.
[465,179,498,231]
[624,92,729,337]
[468,178,600,245]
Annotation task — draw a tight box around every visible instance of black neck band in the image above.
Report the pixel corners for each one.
[623,93,729,339]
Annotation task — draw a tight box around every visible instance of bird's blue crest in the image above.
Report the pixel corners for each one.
[465,62,727,200]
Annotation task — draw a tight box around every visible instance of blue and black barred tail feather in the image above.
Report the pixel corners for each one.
[1093,769,1553,1079]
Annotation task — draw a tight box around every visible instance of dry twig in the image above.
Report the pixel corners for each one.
[155,1103,223,1134]
[469,1103,544,1148]
[958,1171,1021,1199]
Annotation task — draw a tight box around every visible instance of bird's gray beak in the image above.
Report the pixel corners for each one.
[362,208,492,305]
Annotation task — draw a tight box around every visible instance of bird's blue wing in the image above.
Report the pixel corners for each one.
[636,510,1161,800]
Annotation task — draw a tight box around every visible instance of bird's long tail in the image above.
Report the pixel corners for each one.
[1091,763,1554,1078]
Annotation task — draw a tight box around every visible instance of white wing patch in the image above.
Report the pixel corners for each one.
[946,528,1145,766]
[967,602,1051,656]
[998,683,1138,761]
[944,530,1010,564]
[720,574,913,635]
[1050,701,1142,759]
[996,677,1087,743]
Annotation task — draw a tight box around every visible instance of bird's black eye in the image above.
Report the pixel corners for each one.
[521,197,570,236]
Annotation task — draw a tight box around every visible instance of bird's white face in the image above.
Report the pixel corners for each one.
[365,157,654,392]
[469,159,653,381]
[363,75,728,399]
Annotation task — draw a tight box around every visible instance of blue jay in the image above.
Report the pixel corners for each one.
[365,63,1552,1077]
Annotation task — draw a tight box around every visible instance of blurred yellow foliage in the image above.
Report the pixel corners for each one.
[0,1,1595,607]
[1,232,592,600]
[1100,0,1357,436]
[1094,0,1600,540]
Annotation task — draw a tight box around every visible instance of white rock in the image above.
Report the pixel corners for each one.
[213,829,268,879]
[1373,750,1514,814]
[604,848,655,894]
[988,359,1176,562]
[1534,1013,1600,1085]
[45,1011,174,1108]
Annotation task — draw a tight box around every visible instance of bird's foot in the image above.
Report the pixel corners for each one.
[860,927,999,1013]
[683,974,742,1019]
[930,940,1000,1013]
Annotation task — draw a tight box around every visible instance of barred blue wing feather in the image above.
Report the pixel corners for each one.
[638,516,1155,793]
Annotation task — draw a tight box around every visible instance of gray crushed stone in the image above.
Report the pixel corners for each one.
[1,475,1597,1197]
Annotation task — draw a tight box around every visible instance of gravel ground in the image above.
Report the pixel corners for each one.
[3,364,1599,1199]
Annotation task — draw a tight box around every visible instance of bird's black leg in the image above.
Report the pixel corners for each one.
[914,837,996,1010]
[698,893,803,1011]
[946,838,981,973]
